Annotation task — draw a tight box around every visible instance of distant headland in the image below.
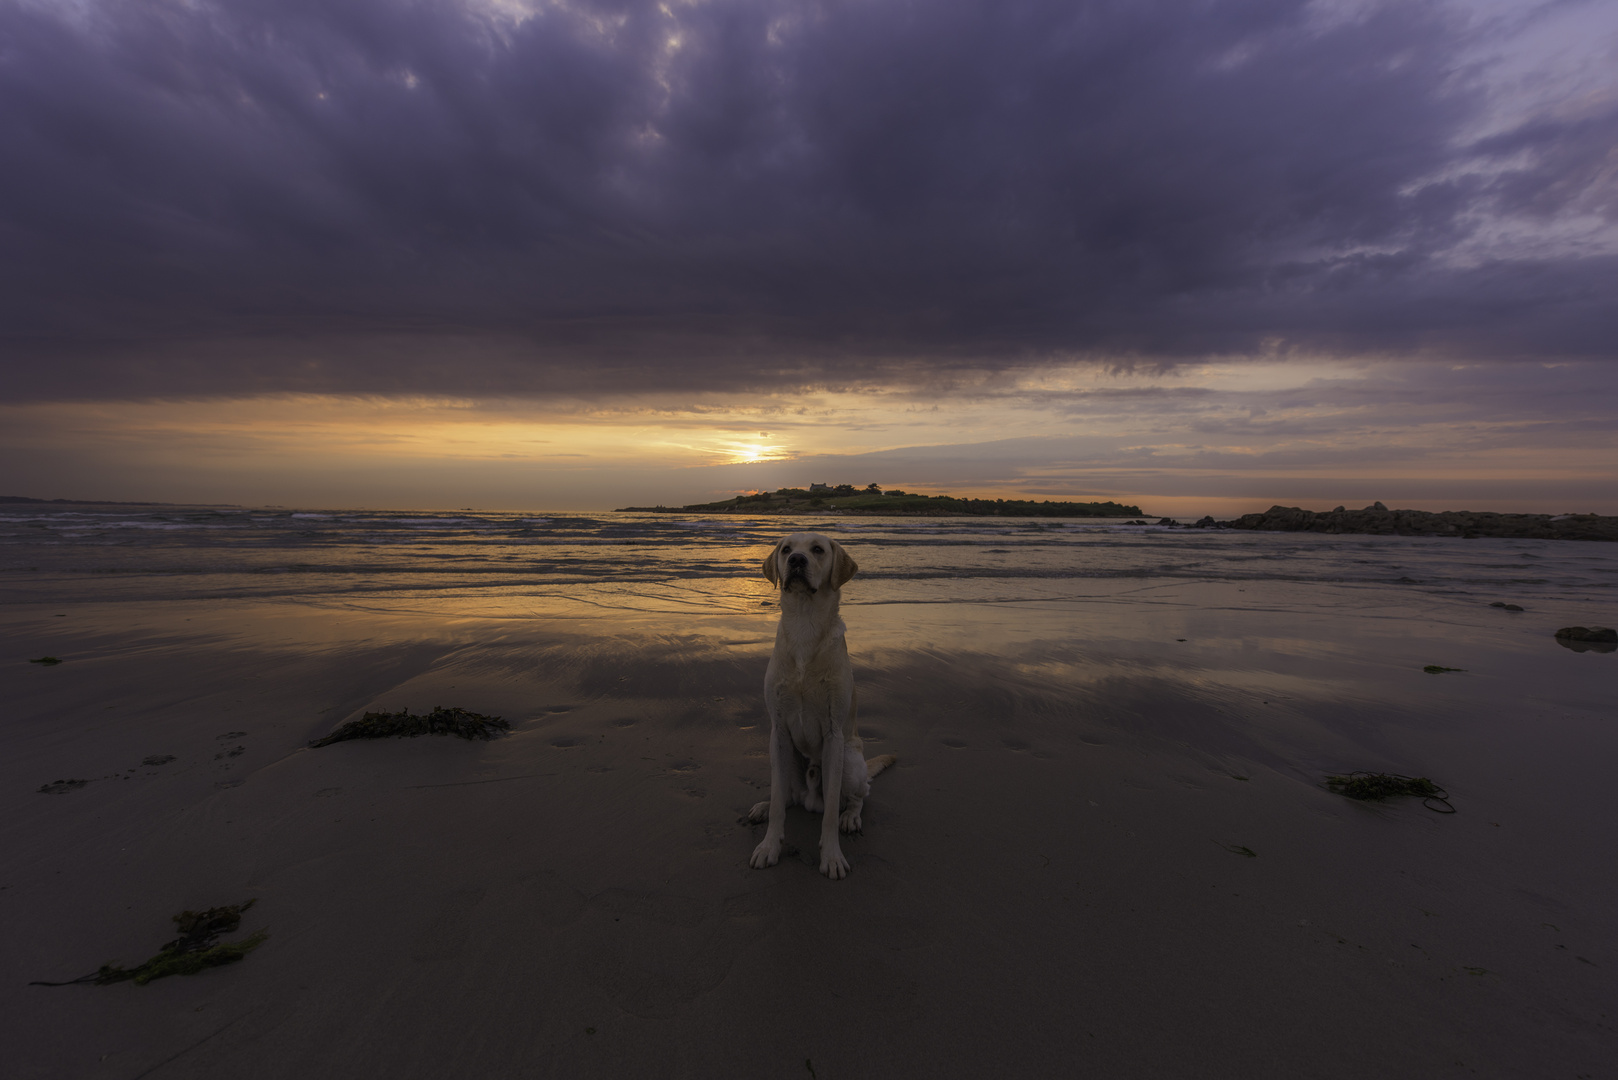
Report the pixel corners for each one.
[1201,503,1618,542]
[617,483,1143,518]
[0,495,168,506]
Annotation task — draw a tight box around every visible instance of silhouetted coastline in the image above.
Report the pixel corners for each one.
[1147,503,1618,542]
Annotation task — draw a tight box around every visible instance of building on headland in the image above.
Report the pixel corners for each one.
[809,483,831,492]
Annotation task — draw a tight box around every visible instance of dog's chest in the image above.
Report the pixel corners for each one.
[766,639,849,755]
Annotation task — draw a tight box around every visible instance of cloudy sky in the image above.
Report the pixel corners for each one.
[2,0,1614,513]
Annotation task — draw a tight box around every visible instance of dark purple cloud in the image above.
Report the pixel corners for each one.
[1,0,1613,399]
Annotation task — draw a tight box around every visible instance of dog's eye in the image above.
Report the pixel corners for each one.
[811,545,824,554]
[780,545,791,554]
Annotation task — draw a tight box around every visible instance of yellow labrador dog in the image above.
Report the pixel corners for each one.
[748,532,897,879]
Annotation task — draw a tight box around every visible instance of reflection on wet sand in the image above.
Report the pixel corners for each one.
[3,575,1615,1076]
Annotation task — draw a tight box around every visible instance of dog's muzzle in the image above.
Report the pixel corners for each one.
[783,552,814,592]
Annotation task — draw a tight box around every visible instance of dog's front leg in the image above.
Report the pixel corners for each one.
[750,723,791,869]
[817,729,849,879]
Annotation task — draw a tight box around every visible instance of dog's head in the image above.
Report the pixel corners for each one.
[761,532,858,595]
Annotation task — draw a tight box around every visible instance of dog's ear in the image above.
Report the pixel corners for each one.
[761,544,781,586]
[830,540,858,588]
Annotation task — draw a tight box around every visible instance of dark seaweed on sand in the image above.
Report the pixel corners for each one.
[310,705,509,747]
[1327,772,1455,813]
[31,901,266,987]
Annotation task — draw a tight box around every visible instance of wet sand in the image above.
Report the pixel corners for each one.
[3,582,1615,1079]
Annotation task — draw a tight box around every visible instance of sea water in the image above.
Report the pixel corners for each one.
[2,504,1612,614]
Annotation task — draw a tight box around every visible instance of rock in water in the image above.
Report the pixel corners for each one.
[1554,626,1618,654]
[1555,626,1617,643]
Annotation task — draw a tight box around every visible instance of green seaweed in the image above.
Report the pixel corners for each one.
[98,932,269,985]
[310,706,510,747]
[28,656,62,665]
[1422,665,1464,674]
[1223,844,1257,858]
[32,901,266,987]
[1326,772,1455,813]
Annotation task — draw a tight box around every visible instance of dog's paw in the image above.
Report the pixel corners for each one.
[819,847,850,879]
[750,836,783,869]
[838,808,863,834]
[746,800,770,824]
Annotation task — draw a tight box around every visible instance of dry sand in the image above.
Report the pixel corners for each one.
[3,583,1614,1078]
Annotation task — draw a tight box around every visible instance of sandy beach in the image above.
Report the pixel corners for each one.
[4,541,1614,1080]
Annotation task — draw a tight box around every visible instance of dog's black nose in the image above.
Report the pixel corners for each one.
[787,552,808,567]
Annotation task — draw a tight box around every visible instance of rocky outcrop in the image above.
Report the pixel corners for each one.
[1217,505,1618,542]
[1555,626,1618,654]
[1556,626,1618,643]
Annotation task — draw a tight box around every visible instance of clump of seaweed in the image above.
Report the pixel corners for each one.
[1327,772,1455,813]
[1422,665,1464,674]
[310,705,509,748]
[37,779,88,794]
[32,901,266,987]
[29,656,62,666]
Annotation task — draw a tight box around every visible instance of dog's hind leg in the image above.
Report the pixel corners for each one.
[839,754,897,833]
[750,747,812,822]
[837,747,872,833]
